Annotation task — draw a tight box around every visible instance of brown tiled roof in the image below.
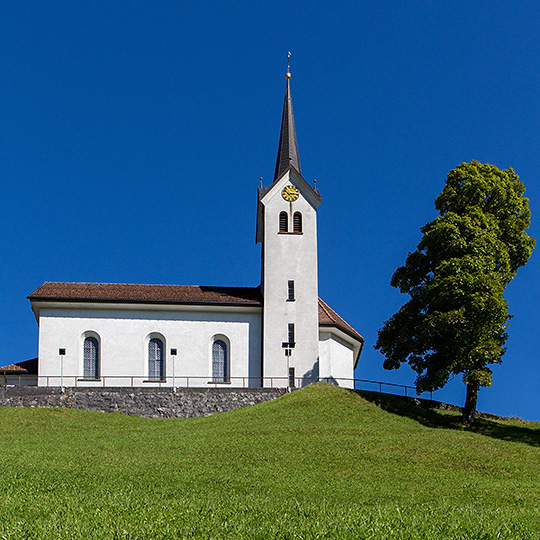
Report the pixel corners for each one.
[0,358,38,374]
[28,282,263,306]
[28,282,363,346]
[318,298,364,344]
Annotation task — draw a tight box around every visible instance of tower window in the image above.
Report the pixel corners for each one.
[293,212,302,233]
[288,323,295,346]
[149,338,164,381]
[287,280,295,301]
[279,211,288,233]
[83,336,99,379]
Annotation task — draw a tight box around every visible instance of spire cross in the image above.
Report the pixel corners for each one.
[273,53,301,180]
[287,51,291,79]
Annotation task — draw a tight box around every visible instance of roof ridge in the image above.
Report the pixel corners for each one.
[38,282,260,289]
[318,297,335,319]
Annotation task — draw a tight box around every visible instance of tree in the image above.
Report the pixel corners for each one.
[375,161,535,423]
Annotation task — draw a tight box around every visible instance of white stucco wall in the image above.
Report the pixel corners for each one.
[36,303,262,387]
[319,330,355,389]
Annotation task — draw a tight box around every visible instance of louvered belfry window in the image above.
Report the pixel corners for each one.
[293,212,302,233]
[212,340,229,383]
[83,337,99,379]
[279,212,288,233]
[148,338,164,381]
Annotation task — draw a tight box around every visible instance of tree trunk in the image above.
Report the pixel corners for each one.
[463,383,478,424]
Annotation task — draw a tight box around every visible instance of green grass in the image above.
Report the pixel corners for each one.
[1,383,539,539]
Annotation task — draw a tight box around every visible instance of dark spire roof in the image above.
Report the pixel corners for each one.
[273,73,301,181]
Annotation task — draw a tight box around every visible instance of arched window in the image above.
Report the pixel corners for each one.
[148,338,164,381]
[279,211,288,233]
[293,212,302,233]
[83,337,99,379]
[212,340,229,383]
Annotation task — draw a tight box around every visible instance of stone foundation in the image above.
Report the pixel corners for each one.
[0,386,284,419]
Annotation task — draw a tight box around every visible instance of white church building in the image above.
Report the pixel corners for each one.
[17,71,364,389]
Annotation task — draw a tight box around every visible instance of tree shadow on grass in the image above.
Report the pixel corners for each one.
[356,390,540,449]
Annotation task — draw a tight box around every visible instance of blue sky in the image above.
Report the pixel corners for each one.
[1,1,539,419]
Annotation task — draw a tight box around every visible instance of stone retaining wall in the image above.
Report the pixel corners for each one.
[0,386,284,419]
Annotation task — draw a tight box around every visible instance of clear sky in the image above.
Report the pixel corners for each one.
[1,1,539,420]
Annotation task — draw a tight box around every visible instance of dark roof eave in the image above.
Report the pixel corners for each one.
[28,297,263,308]
[319,322,364,344]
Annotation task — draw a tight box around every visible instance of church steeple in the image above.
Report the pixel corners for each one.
[259,63,321,389]
[273,69,301,181]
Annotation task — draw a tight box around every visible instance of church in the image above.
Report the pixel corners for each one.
[16,70,364,389]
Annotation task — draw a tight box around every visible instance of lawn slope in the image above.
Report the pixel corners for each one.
[1,383,539,539]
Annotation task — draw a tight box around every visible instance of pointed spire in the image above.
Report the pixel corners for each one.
[273,60,301,181]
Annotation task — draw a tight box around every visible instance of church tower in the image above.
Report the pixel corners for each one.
[256,69,322,387]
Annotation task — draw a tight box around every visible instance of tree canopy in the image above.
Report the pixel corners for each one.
[375,161,535,422]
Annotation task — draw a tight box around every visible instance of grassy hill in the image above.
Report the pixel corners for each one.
[1,383,539,539]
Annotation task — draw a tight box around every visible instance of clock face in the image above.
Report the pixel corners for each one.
[282,185,300,202]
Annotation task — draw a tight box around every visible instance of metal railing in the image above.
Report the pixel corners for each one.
[0,374,433,400]
[353,378,433,401]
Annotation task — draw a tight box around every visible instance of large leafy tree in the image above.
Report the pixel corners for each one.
[375,161,534,423]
